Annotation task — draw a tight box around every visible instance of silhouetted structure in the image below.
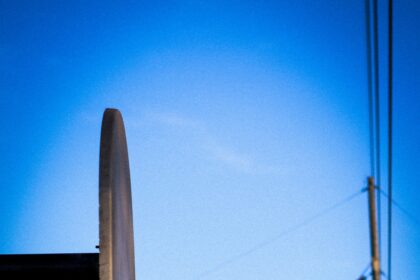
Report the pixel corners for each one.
[0,109,135,280]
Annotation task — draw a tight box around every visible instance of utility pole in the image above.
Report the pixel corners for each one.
[368,177,381,280]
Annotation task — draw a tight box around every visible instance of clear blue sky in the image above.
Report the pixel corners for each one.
[1,1,419,279]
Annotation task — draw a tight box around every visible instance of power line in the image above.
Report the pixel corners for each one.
[357,262,372,280]
[194,189,365,279]
[378,190,420,229]
[365,0,375,177]
[381,270,390,279]
[372,0,382,258]
[387,0,393,279]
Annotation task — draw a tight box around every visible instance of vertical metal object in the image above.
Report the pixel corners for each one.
[368,177,381,280]
[99,109,136,280]
[0,108,135,280]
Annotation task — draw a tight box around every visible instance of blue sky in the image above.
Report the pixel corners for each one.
[0,1,419,279]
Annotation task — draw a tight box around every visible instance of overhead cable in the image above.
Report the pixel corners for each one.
[195,189,365,279]
[365,0,375,177]
[387,0,394,279]
[372,0,383,258]
[379,190,420,228]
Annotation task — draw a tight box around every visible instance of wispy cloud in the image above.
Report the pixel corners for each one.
[147,111,288,175]
[204,141,287,175]
[207,143,254,172]
[149,112,202,128]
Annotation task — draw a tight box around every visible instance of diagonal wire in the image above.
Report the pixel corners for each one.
[381,270,389,279]
[194,189,365,279]
[379,190,420,228]
[357,262,372,280]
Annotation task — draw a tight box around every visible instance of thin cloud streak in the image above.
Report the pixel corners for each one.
[147,111,291,175]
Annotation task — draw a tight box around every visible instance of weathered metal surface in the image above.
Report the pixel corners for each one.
[99,109,135,280]
[368,177,381,280]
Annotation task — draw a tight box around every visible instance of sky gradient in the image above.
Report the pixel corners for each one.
[1,1,419,279]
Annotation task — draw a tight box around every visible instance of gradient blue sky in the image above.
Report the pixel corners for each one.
[1,1,419,279]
